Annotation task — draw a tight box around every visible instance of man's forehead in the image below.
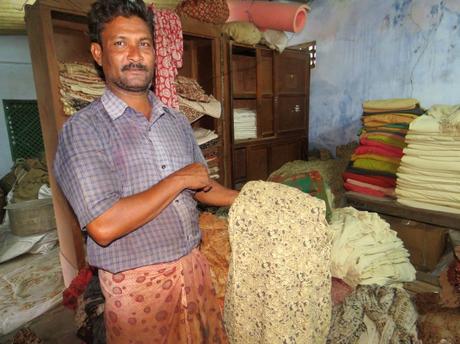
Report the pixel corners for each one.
[102,16,152,36]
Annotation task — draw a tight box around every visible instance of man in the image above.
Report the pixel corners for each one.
[54,0,237,342]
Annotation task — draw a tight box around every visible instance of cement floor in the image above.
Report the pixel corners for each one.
[0,304,81,344]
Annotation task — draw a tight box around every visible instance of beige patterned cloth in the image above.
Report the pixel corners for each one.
[327,285,419,344]
[224,181,332,343]
[175,76,210,103]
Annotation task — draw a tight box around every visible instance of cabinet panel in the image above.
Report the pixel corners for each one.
[275,50,308,94]
[270,139,303,172]
[246,145,269,181]
[232,54,256,95]
[258,96,274,137]
[277,95,307,134]
[257,49,273,95]
[233,148,247,181]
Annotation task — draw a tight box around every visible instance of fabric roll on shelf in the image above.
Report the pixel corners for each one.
[227,0,310,33]
[175,75,222,123]
[58,62,105,116]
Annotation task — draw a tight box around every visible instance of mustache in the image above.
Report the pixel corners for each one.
[121,63,147,71]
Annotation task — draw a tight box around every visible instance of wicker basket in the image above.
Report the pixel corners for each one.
[5,198,56,236]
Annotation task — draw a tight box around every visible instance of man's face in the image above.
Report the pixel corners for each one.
[91,16,154,94]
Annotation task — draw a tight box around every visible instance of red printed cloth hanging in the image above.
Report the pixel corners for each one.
[151,7,183,109]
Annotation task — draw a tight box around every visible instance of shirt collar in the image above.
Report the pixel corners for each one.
[101,88,176,121]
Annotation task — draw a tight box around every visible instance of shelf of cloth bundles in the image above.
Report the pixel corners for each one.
[396,104,460,214]
[59,62,105,116]
[343,98,425,199]
[175,75,222,180]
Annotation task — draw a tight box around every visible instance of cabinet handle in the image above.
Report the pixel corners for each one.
[294,105,301,112]
[274,96,278,104]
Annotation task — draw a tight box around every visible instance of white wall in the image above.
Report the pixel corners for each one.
[287,0,460,153]
[0,35,36,178]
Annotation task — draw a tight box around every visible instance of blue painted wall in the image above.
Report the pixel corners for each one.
[287,0,460,153]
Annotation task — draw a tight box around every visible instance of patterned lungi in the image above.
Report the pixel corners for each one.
[99,249,227,343]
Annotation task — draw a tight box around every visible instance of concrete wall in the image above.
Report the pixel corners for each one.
[288,0,460,153]
[0,35,36,178]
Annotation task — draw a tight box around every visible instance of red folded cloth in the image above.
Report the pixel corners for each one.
[354,145,403,159]
[342,171,396,188]
[360,137,404,154]
[62,266,94,310]
[344,181,386,197]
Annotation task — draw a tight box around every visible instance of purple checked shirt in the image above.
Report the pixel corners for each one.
[54,89,206,273]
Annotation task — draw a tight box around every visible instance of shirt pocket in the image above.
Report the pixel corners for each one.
[168,138,194,170]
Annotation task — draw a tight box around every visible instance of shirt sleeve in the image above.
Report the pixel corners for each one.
[54,118,121,229]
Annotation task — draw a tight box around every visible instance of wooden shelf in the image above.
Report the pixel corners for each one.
[345,191,460,230]
[233,93,256,99]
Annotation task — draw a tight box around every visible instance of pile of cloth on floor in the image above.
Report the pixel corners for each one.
[344,98,424,199]
[327,207,419,343]
[329,207,416,287]
[414,243,460,344]
[58,62,104,116]
[0,247,64,336]
[396,104,460,214]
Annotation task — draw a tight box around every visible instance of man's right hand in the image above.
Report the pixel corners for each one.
[171,163,212,192]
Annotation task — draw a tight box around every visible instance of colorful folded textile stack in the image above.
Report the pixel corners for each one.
[344,98,424,198]
[59,62,105,116]
[396,105,460,214]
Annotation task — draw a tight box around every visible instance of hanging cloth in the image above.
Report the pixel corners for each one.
[151,7,183,109]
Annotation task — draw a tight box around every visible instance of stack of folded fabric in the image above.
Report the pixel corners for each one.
[175,76,223,180]
[175,76,221,123]
[344,98,424,198]
[233,108,257,140]
[59,62,105,115]
[329,207,416,287]
[396,105,460,214]
[193,127,220,180]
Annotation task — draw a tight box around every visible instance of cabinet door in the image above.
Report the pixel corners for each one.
[274,49,310,136]
[274,49,309,94]
[269,138,305,173]
[257,48,274,138]
[246,144,269,181]
[276,95,307,135]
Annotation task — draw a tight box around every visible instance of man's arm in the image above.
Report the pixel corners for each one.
[194,179,239,207]
[86,163,210,246]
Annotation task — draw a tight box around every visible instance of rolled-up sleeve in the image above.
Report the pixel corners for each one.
[54,119,121,229]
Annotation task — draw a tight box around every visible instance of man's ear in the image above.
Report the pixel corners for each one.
[91,42,103,66]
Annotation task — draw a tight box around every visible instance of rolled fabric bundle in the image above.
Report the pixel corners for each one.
[227,0,309,33]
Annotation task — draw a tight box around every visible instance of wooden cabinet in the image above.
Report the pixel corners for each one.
[25,1,93,283]
[227,41,313,188]
[179,16,230,187]
[24,1,229,280]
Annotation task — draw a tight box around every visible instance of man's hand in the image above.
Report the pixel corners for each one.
[171,163,212,192]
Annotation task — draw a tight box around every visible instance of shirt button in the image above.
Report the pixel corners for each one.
[175,200,179,203]
[161,164,166,169]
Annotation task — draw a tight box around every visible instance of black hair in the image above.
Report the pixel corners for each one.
[88,0,154,45]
